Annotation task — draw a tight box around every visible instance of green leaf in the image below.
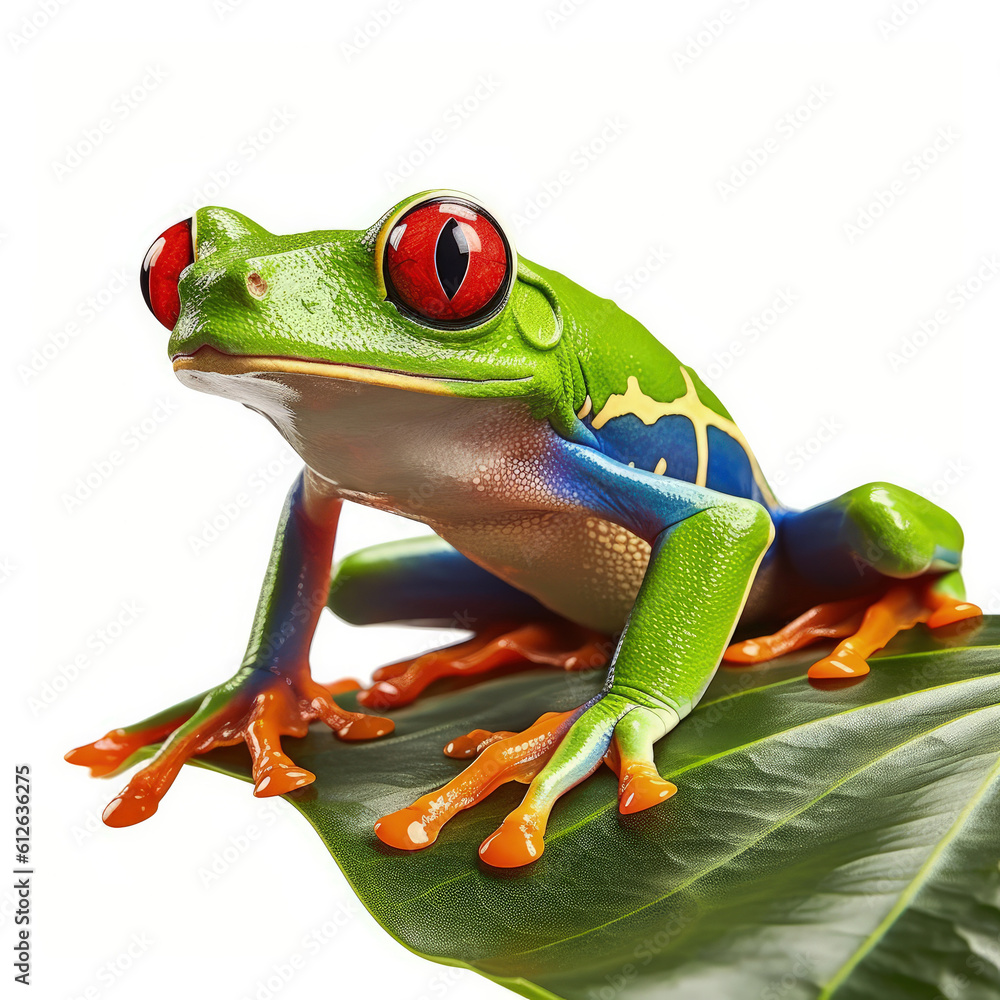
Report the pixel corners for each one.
[189,619,1000,1000]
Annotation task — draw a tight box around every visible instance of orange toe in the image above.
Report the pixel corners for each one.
[320,678,362,696]
[65,727,172,777]
[619,774,677,815]
[927,600,982,629]
[443,729,515,759]
[254,767,315,797]
[723,639,767,664]
[478,815,544,868]
[369,662,408,682]
[65,735,135,777]
[337,714,395,741]
[101,787,159,828]
[356,681,402,710]
[808,648,871,679]
[374,807,437,850]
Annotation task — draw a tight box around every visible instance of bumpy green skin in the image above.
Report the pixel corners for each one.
[148,191,967,844]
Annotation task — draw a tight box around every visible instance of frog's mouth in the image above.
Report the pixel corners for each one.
[172,345,531,396]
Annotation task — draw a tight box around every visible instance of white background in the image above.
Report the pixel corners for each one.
[6,1,1000,998]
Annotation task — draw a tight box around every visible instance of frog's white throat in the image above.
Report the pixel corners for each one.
[172,345,540,513]
[173,345,652,637]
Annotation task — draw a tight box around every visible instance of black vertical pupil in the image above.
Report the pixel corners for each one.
[435,217,470,299]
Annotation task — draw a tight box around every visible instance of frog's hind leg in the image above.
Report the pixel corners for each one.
[725,482,981,678]
[327,535,612,709]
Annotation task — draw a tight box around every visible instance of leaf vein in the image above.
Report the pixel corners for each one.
[818,748,1000,998]
[503,701,1000,960]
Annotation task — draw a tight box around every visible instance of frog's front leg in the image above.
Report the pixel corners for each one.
[375,441,774,866]
[66,469,393,826]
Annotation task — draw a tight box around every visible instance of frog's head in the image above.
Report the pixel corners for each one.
[141,191,569,411]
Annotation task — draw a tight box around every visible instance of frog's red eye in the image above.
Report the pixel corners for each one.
[382,199,512,327]
[140,219,194,329]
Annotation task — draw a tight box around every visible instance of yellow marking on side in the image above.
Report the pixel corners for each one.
[653,457,667,476]
[576,394,593,419]
[591,367,777,505]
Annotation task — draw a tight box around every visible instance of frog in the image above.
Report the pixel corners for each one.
[67,189,982,868]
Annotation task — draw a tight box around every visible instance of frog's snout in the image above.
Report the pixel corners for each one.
[140,218,193,330]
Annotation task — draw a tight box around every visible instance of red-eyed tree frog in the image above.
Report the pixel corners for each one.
[67,190,982,868]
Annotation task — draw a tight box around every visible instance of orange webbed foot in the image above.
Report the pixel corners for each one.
[358,621,611,710]
[724,597,869,665]
[726,578,983,683]
[375,698,679,867]
[68,671,393,827]
[374,709,579,853]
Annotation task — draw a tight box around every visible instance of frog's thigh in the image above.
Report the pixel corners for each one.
[327,533,551,627]
[780,480,965,591]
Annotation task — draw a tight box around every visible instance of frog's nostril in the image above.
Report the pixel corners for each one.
[140,218,193,329]
[246,272,268,298]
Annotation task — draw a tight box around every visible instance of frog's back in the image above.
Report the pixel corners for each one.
[540,263,779,511]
